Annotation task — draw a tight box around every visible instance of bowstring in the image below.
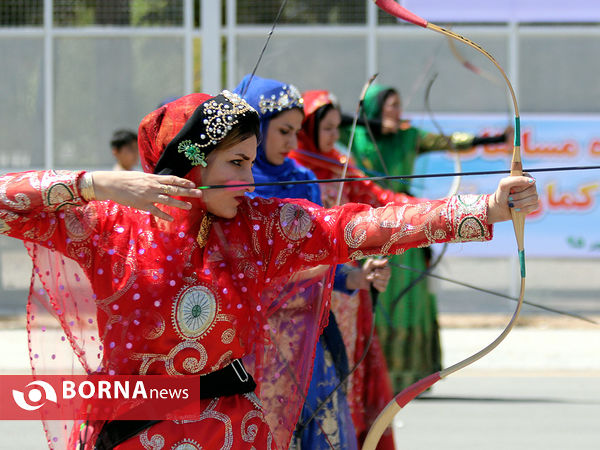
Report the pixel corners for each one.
[240,0,289,97]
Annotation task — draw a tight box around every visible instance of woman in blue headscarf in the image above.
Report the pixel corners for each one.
[234,74,391,450]
[235,75,320,202]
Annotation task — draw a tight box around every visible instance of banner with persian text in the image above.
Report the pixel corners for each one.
[412,114,600,258]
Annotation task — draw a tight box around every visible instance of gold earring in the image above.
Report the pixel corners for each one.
[196,213,213,248]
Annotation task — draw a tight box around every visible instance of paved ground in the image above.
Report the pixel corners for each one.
[0,255,598,448]
[389,325,600,450]
[392,374,600,450]
[0,325,599,449]
[2,254,600,318]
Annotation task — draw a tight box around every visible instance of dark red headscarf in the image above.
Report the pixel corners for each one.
[139,93,212,175]
[139,91,259,178]
[293,90,365,180]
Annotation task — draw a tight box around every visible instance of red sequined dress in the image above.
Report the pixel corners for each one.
[0,169,491,449]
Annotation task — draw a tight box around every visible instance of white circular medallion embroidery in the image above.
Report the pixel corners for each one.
[172,285,217,339]
[279,203,312,241]
[171,438,200,450]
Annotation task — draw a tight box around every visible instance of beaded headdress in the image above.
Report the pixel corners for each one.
[152,90,259,177]
[258,84,304,115]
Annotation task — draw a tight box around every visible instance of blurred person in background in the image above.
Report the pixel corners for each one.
[290,89,417,448]
[340,84,512,392]
[110,128,139,171]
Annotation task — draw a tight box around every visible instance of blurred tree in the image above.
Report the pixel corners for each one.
[131,0,183,26]
[0,0,42,26]
[236,0,366,24]
[96,0,130,25]
[1,1,370,28]
[53,0,96,26]
[0,0,184,27]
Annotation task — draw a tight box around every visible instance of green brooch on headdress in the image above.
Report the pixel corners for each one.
[177,140,207,167]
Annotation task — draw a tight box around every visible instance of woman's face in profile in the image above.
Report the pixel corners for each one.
[191,136,257,219]
[318,108,341,153]
[381,92,402,134]
[264,109,304,166]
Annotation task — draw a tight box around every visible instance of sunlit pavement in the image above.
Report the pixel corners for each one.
[0,324,599,449]
[390,326,600,450]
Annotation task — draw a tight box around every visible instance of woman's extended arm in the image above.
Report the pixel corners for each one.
[0,170,203,251]
[252,175,537,279]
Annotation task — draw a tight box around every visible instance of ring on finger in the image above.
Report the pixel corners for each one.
[161,185,173,195]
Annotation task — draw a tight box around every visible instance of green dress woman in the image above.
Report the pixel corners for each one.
[341,84,508,391]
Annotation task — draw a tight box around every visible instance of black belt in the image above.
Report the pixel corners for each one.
[94,420,161,450]
[201,358,256,399]
[94,359,256,449]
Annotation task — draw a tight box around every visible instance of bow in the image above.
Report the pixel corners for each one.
[361,2,526,448]
[445,34,514,149]
[447,36,505,88]
[424,72,463,199]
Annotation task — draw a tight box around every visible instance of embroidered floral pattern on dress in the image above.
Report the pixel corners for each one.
[63,206,97,241]
[131,340,209,376]
[241,409,266,443]
[258,84,303,114]
[199,398,234,448]
[140,311,166,340]
[342,195,492,260]
[221,328,236,344]
[0,173,34,211]
[41,170,84,210]
[210,350,233,372]
[448,194,491,242]
[139,427,165,449]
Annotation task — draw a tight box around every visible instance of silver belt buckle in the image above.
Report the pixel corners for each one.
[231,359,249,383]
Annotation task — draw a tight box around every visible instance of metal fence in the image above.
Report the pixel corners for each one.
[1,1,599,316]
[2,1,600,172]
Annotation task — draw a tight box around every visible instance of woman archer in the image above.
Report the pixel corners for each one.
[0,90,537,449]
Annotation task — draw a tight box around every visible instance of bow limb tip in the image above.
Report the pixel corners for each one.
[361,401,400,450]
[361,372,441,450]
[395,372,442,408]
[374,0,428,28]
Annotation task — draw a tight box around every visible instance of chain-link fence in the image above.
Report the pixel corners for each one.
[0,0,43,26]
[52,0,185,26]
[236,0,366,24]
